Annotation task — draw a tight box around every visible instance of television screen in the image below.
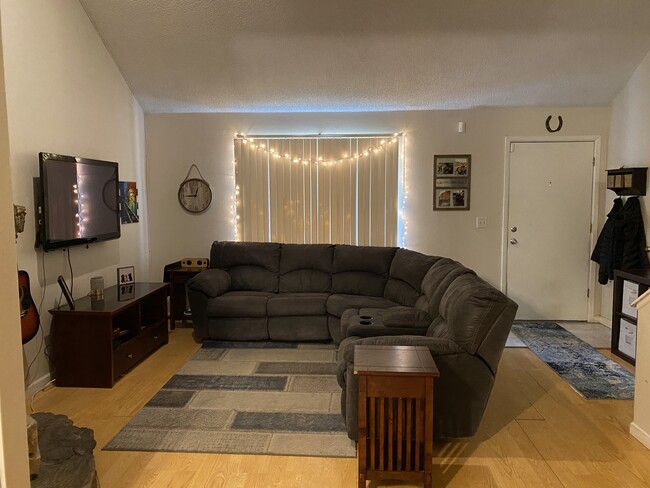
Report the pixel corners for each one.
[39,152,120,251]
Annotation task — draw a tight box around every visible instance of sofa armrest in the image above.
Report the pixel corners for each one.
[381,308,432,328]
[340,335,463,363]
[345,323,429,339]
[187,268,232,298]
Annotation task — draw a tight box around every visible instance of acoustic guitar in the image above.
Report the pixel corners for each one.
[19,270,39,344]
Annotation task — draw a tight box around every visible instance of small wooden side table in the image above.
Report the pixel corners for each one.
[169,267,205,329]
[355,345,439,488]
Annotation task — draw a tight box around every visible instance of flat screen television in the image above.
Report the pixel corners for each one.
[38,152,120,251]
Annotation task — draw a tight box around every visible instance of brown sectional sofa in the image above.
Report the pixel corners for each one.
[186,240,518,440]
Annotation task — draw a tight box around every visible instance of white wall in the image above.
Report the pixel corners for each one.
[146,107,610,291]
[0,0,149,393]
[607,49,650,446]
[602,50,650,322]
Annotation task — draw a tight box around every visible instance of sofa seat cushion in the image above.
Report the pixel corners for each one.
[267,293,328,316]
[206,291,274,317]
[326,294,399,318]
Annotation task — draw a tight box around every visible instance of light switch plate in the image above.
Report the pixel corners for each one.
[476,217,487,229]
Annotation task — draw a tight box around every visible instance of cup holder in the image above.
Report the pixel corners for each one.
[359,320,373,325]
[359,315,372,320]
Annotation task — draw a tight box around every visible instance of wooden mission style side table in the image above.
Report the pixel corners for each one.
[355,345,439,488]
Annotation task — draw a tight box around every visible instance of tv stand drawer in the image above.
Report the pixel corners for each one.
[113,322,167,378]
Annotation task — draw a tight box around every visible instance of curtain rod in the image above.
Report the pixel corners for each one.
[236,133,402,140]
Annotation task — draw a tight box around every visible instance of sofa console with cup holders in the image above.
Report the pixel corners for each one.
[186,240,518,439]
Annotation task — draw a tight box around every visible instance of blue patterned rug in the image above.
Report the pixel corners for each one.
[511,322,635,400]
[103,342,356,457]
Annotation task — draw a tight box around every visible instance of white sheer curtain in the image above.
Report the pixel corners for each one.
[234,135,400,246]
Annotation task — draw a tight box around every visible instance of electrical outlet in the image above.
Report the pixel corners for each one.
[476,217,488,229]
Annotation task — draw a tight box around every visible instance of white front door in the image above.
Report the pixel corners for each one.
[506,141,595,320]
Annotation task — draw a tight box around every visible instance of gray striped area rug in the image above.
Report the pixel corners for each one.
[103,342,356,457]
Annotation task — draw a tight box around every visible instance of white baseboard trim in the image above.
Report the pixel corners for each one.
[595,315,612,328]
[25,372,54,399]
[630,422,650,450]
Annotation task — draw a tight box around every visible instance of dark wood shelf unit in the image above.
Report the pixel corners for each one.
[611,269,650,365]
[606,167,647,196]
[50,282,170,388]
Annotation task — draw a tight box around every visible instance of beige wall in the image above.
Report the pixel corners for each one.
[602,50,650,322]
[0,6,29,486]
[0,0,149,393]
[146,107,610,295]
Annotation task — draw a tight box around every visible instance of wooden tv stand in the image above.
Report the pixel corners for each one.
[50,282,170,388]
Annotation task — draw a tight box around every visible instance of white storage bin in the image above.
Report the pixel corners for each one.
[618,318,637,359]
[622,280,639,318]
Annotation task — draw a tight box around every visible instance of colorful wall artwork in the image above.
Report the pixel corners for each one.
[119,181,139,223]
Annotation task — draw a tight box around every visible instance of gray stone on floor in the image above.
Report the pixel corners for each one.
[32,412,98,488]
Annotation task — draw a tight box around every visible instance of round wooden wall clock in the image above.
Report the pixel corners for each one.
[178,165,212,213]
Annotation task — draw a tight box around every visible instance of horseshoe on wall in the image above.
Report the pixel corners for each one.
[545,115,563,133]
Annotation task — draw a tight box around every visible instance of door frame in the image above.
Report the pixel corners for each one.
[500,136,601,322]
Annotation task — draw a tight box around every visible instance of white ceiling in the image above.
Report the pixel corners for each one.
[79,0,650,113]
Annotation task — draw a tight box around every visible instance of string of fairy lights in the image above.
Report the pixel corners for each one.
[231,133,408,246]
[235,133,402,166]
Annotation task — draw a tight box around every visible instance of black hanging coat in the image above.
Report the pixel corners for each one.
[591,198,623,284]
[621,196,650,270]
[592,196,649,284]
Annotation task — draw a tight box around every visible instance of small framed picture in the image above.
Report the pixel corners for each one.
[433,155,471,210]
[117,266,135,285]
[117,266,135,301]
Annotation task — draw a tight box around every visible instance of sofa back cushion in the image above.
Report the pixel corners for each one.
[279,244,334,292]
[437,273,511,354]
[384,249,440,306]
[210,241,281,292]
[415,258,475,318]
[332,245,397,296]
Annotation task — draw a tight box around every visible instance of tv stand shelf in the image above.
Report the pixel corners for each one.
[50,282,170,388]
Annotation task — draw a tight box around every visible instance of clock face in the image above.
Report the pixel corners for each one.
[178,178,212,213]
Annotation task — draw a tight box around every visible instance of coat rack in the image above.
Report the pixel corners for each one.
[606,167,647,196]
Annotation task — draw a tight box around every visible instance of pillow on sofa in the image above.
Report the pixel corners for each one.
[384,249,440,306]
[332,245,397,296]
[279,244,334,293]
[186,268,231,297]
[210,241,281,292]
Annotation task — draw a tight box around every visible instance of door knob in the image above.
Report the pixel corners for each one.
[510,238,518,245]
[510,226,517,232]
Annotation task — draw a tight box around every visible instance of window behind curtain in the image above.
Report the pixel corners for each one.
[234,135,401,246]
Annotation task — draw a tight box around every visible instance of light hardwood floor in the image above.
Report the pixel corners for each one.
[32,328,650,488]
